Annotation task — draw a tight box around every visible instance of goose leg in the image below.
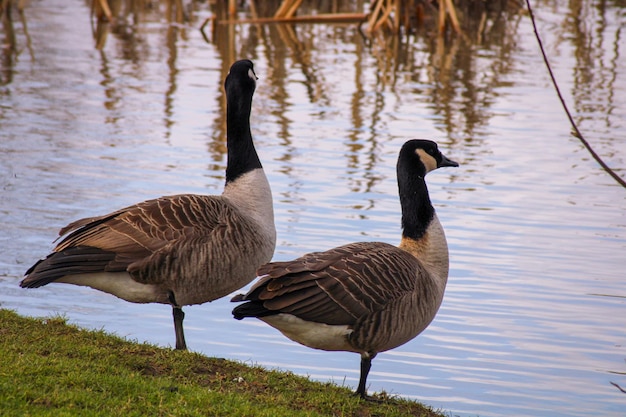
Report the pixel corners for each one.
[169,292,187,350]
[355,353,376,398]
[173,306,187,350]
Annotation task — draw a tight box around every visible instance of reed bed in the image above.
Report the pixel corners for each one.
[1,0,523,53]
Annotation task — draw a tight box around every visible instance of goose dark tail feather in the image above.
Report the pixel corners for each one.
[21,247,118,288]
[232,300,278,320]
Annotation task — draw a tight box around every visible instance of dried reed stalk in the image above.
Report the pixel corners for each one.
[217,13,367,26]
[94,0,112,22]
[275,0,304,18]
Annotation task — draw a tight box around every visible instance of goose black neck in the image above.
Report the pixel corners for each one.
[225,80,262,184]
[397,159,434,241]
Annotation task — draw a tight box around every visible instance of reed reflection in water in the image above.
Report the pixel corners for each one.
[1,1,625,416]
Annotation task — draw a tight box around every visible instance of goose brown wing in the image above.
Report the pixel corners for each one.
[249,242,421,325]
[23,195,233,287]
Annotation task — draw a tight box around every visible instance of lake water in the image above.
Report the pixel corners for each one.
[1,1,625,416]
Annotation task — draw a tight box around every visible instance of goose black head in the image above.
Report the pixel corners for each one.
[399,139,459,177]
[224,59,258,94]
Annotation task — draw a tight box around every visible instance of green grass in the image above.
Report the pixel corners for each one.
[0,309,447,416]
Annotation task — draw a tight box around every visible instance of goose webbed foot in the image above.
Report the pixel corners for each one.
[354,392,384,403]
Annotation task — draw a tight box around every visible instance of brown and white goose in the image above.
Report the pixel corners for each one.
[21,59,276,351]
[232,139,457,398]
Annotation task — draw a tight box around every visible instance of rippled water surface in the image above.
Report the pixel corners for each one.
[1,1,625,416]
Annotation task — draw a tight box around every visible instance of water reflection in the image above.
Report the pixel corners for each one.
[1,1,32,86]
[206,0,528,181]
[1,1,625,417]
[562,0,625,163]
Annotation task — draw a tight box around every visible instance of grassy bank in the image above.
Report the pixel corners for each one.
[0,309,447,416]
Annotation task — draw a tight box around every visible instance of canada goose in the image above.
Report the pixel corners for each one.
[21,59,276,351]
[232,139,457,398]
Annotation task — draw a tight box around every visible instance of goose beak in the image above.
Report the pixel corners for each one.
[439,153,459,168]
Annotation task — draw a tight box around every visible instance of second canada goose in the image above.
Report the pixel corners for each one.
[232,139,457,398]
[21,59,276,351]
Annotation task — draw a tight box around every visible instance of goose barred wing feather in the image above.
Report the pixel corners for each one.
[248,242,424,326]
[349,287,434,353]
[23,194,241,287]
[57,194,226,251]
